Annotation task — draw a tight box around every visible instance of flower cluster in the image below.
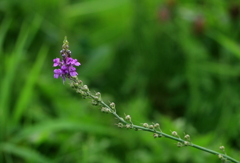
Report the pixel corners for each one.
[53,37,81,82]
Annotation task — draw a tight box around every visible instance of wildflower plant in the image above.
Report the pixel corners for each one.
[53,37,81,82]
[53,37,240,163]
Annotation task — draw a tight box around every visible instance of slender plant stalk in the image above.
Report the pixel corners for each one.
[69,77,239,163]
[53,37,239,163]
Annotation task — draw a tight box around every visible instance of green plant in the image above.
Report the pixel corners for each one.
[56,37,240,163]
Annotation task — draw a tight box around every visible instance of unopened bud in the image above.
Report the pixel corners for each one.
[92,100,98,106]
[218,154,223,159]
[67,50,71,56]
[117,123,123,128]
[177,142,183,147]
[125,115,131,121]
[63,44,69,49]
[82,85,89,92]
[219,146,225,151]
[184,141,190,146]
[60,49,65,54]
[172,131,178,137]
[184,134,190,140]
[125,124,131,129]
[73,82,79,88]
[80,90,87,96]
[78,80,83,85]
[149,125,154,129]
[153,133,159,138]
[101,107,108,113]
[143,123,149,128]
[96,92,101,96]
[94,92,101,101]
[154,123,159,128]
[110,102,115,109]
[106,108,111,113]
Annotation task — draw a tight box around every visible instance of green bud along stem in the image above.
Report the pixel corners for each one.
[69,76,239,163]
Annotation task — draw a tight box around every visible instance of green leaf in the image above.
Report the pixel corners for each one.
[0,17,12,54]
[11,119,117,143]
[210,33,240,58]
[13,45,48,124]
[0,143,52,163]
[65,0,129,18]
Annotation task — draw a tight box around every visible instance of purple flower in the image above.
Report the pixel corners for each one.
[54,69,63,78]
[66,58,81,66]
[53,56,80,82]
[61,65,68,71]
[53,58,61,67]
[53,37,80,82]
[69,66,78,76]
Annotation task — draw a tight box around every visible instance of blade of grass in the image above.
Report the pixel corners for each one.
[65,0,128,18]
[0,143,52,163]
[13,45,48,124]
[11,119,117,143]
[0,15,43,140]
[0,21,30,140]
[209,33,240,58]
[0,17,12,55]
[199,62,240,76]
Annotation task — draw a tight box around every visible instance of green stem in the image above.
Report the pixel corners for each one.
[71,78,239,163]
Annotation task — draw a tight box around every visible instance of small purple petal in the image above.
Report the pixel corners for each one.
[53,58,60,62]
[61,69,68,74]
[61,65,67,70]
[54,69,62,74]
[74,61,81,66]
[70,71,78,76]
[66,57,73,65]
[69,66,76,71]
[54,74,59,78]
[53,58,61,67]
[70,59,80,65]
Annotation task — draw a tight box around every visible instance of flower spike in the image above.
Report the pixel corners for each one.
[53,37,81,83]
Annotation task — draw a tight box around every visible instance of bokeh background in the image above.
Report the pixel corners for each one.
[1,0,240,162]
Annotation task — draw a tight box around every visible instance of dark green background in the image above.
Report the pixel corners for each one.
[0,0,240,162]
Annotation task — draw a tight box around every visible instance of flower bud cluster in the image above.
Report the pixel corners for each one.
[101,107,111,113]
[53,37,80,82]
[219,146,226,154]
[153,133,161,138]
[219,146,225,151]
[125,124,132,129]
[218,154,227,162]
[70,79,106,108]
[110,102,115,110]
[142,123,160,130]
[117,123,123,128]
[116,122,134,129]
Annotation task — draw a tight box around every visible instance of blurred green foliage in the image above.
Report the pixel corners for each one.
[0,0,240,162]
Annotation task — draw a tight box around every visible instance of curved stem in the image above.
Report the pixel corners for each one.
[71,78,240,163]
[98,97,239,163]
